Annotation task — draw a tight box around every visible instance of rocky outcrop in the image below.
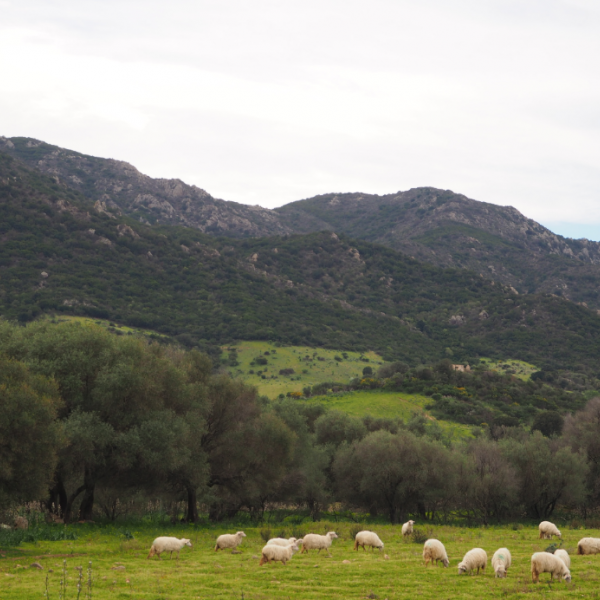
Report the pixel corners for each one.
[0,136,293,238]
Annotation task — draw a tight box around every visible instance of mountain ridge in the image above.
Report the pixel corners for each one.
[3,135,600,310]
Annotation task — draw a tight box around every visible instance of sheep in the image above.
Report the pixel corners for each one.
[401,520,415,536]
[147,537,192,560]
[259,541,300,566]
[353,531,384,551]
[267,537,298,546]
[577,537,600,555]
[300,532,338,554]
[531,551,571,583]
[539,521,561,540]
[554,549,570,569]
[458,548,487,575]
[214,531,247,551]
[492,548,512,578]
[423,539,449,568]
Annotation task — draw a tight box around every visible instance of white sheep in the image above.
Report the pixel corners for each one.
[531,551,571,583]
[259,541,300,566]
[458,548,487,575]
[353,531,384,551]
[539,521,561,540]
[492,548,512,578]
[214,531,247,551]
[401,520,415,536]
[267,537,298,546]
[554,549,570,569]
[300,532,338,554]
[577,537,600,555]
[423,539,449,568]
[147,537,192,560]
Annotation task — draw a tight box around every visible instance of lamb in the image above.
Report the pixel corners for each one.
[576,537,600,555]
[214,531,247,551]
[531,551,571,583]
[423,539,449,568]
[401,520,415,536]
[539,521,561,540]
[300,532,338,554]
[492,548,512,578]
[554,549,570,569]
[354,531,384,551]
[458,548,487,575]
[267,537,298,546]
[147,537,192,560]
[259,541,300,566]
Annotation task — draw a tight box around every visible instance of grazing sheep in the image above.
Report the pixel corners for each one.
[531,552,571,583]
[147,537,192,560]
[267,537,298,546]
[300,532,338,554]
[354,531,384,551]
[458,548,487,575]
[577,537,600,555]
[554,549,570,569]
[492,548,512,578]
[539,521,561,540]
[215,531,247,551]
[423,539,449,568]
[401,520,415,536]
[259,542,300,566]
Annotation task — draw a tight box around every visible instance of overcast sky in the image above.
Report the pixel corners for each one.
[1,0,600,238]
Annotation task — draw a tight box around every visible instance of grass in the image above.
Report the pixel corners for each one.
[222,341,386,398]
[2,522,599,599]
[304,389,473,437]
[478,358,539,381]
[41,315,169,339]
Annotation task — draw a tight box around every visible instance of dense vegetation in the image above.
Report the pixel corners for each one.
[3,151,600,376]
[2,320,600,531]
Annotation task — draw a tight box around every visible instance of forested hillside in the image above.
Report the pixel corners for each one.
[5,135,600,311]
[2,150,600,374]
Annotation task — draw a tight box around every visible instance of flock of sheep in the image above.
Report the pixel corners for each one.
[422,520,600,584]
[146,518,600,584]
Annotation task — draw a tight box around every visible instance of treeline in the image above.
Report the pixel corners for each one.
[300,359,595,428]
[1,319,599,526]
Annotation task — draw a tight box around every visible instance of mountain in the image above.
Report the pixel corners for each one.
[276,189,600,308]
[4,136,600,311]
[0,136,291,238]
[3,148,600,379]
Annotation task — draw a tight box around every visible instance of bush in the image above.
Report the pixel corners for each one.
[259,528,272,542]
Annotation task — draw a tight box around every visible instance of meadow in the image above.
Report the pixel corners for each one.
[222,341,385,398]
[2,522,600,599]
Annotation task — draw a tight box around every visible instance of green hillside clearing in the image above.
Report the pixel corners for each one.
[222,341,384,397]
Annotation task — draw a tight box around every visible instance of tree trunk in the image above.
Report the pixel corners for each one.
[184,484,199,523]
[78,469,96,521]
[47,475,68,517]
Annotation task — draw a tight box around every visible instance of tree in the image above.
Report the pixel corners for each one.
[532,411,564,437]
[333,430,425,523]
[502,431,588,518]
[457,438,518,524]
[0,356,63,508]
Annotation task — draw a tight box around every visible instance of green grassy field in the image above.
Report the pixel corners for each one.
[222,341,385,398]
[1,523,599,599]
[478,358,538,381]
[303,390,473,437]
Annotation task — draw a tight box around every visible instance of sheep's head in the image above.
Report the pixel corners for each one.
[290,543,300,554]
[408,520,415,526]
[457,562,467,574]
[442,557,449,568]
[183,539,192,548]
[296,538,304,546]
[564,572,572,583]
[288,537,297,543]
[237,531,247,538]
[495,567,506,578]
[327,532,338,539]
